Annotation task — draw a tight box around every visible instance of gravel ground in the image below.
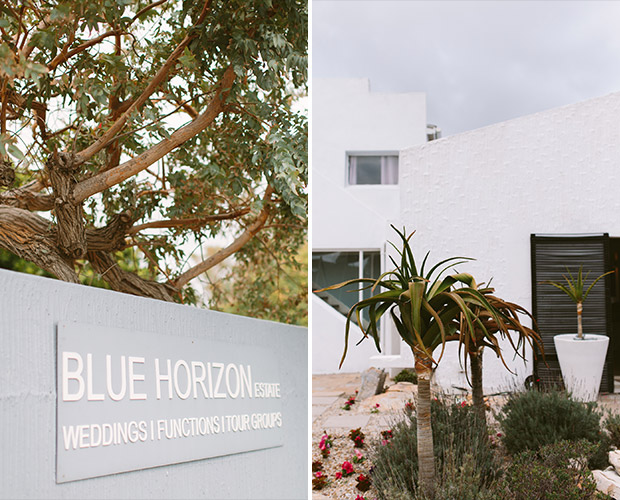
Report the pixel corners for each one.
[312,381,419,500]
[311,378,516,500]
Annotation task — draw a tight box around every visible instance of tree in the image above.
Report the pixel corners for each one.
[458,283,542,421]
[209,241,307,326]
[0,0,307,305]
[317,227,509,495]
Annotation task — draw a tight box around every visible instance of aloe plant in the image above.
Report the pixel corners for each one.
[459,283,542,420]
[544,266,613,339]
[316,226,514,495]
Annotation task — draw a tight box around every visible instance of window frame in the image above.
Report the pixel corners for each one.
[312,248,382,305]
[345,151,400,187]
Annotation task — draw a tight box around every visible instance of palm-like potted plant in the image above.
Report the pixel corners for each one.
[544,266,613,401]
[316,227,523,495]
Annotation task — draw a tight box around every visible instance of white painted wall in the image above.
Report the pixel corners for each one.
[312,78,427,250]
[400,91,620,392]
[312,295,382,374]
[0,270,307,499]
[312,78,428,373]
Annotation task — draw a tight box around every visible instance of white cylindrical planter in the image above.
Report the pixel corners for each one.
[554,334,609,402]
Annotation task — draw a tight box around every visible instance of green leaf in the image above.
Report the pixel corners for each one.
[7,143,24,161]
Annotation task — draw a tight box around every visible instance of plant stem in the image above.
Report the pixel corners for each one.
[577,301,583,339]
[470,348,486,425]
[414,349,435,497]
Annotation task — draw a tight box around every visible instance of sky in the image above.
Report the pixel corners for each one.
[312,1,620,137]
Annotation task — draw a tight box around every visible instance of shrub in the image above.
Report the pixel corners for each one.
[603,412,620,449]
[504,440,602,500]
[430,451,508,500]
[394,369,418,384]
[499,390,603,456]
[370,397,500,499]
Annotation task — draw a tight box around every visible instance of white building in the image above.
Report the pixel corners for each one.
[399,91,620,394]
[314,81,620,396]
[312,78,429,374]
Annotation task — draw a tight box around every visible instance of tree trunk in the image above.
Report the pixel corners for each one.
[469,347,486,424]
[47,153,86,260]
[414,347,435,497]
[577,301,583,339]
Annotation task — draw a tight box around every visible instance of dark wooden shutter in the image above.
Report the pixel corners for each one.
[531,234,613,393]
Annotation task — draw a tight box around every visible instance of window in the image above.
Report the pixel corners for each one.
[312,250,381,314]
[348,154,399,185]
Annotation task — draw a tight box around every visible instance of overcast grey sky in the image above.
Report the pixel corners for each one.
[312,1,620,137]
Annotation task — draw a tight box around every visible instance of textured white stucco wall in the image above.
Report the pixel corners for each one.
[0,269,307,499]
[400,90,620,392]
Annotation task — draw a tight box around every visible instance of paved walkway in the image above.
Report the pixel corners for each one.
[312,372,360,421]
[313,372,620,420]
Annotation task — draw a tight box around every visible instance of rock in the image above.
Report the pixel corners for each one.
[357,367,387,400]
[386,381,416,393]
[593,469,620,499]
[610,450,620,475]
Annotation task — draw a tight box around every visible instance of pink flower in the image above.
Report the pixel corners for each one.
[342,460,354,475]
[335,472,342,479]
[354,449,363,459]
[381,439,388,446]
[314,471,323,478]
[319,434,331,450]
[355,496,365,500]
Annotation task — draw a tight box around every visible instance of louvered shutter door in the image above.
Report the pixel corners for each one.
[531,234,613,393]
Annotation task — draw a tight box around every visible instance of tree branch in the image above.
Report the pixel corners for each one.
[0,205,79,282]
[72,66,236,203]
[173,186,274,288]
[0,182,54,211]
[128,208,250,234]
[131,0,168,23]
[46,19,77,71]
[48,29,121,71]
[87,250,177,302]
[74,0,213,166]
[86,210,133,252]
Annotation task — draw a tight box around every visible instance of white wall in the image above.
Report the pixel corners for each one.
[312,295,383,374]
[400,90,620,391]
[312,78,428,373]
[312,78,427,250]
[0,270,307,499]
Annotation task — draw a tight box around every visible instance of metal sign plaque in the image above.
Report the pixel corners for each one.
[56,322,283,483]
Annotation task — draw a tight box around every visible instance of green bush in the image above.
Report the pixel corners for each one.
[370,398,500,499]
[603,412,620,449]
[394,369,418,384]
[504,440,605,500]
[499,390,604,456]
[429,451,508,500]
